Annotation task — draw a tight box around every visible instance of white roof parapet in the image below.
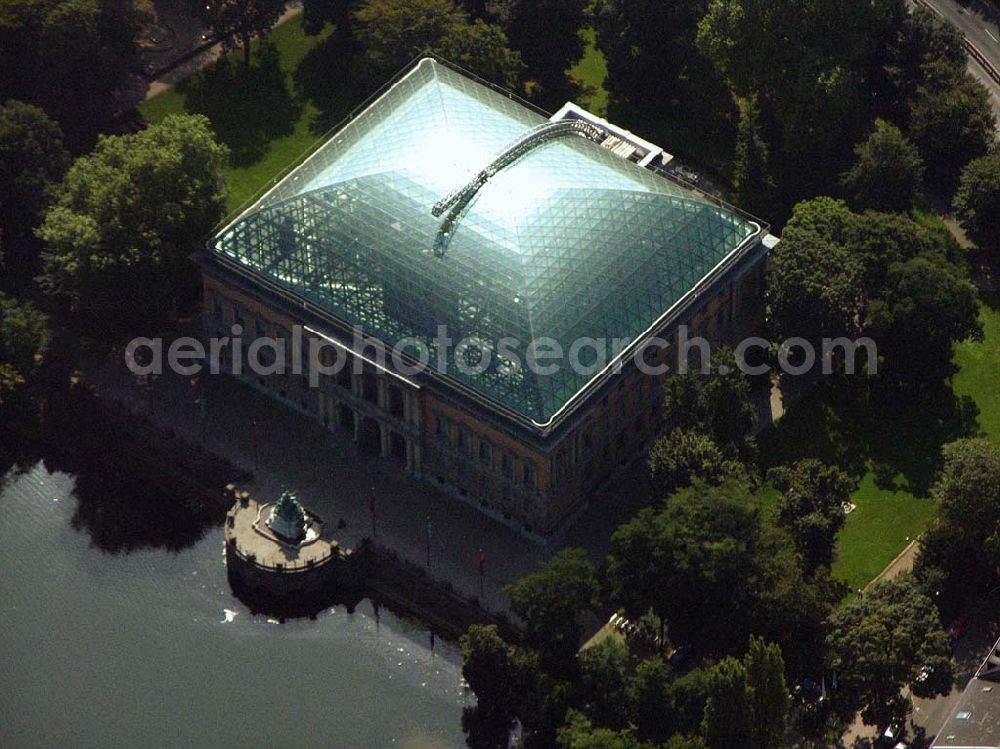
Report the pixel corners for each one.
[549,102,670,167]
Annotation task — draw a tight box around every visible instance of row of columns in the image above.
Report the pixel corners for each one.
[320,371,423,475]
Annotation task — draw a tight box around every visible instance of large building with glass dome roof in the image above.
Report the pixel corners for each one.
[199,57,772,535]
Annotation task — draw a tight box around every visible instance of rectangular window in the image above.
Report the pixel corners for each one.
[457,427,470,454]
[255,319,267,339]
[501,452,514,479]
[522,462,535,489]
[435,413,448,441]
[212,294,223,323]
[234,305,245,329]
[479,440,492,466]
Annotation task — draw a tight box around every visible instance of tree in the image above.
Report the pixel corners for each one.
[664,737,708,749]
[460,624,538,746]
[732,95,773,219]
[662,347,757,460]
[353,0,522,88]
[746,521,840,677]
[744,636,787,749]
[437,18,524,90]
[927,439,1000,581]
[909,60,996,193]
[594,0,710,105]
[0,0,142,148]
[648,428,746,496]
[606,483,758,652]
[766,197,864,347]
[767,459,855,572]
[301,0,357,36]
[628,657,675,745]
[954,151,1000,257]
[503,547,597,677]
[866,254,982,384]
[0,293,50,405]
[37,115,229,328]
[504,0,587,100]
[767,197,974,384]
[578,638,631,731]
[191,0,286,65]
[840,120,924,212]
[557,710,653,749]
[902,6,967,82]
[826,574,953,727]
[696,0,880,162]
[0,100,69,274]
[701,657,752,749]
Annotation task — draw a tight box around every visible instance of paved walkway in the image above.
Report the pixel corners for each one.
[83,345,550,618]
[123,2,304,109]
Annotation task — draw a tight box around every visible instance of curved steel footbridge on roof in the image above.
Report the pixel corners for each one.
[431,119,606,256]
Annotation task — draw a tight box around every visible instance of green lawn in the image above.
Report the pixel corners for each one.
[140,17,346,215]
[954,301,1000,445]
[761,300,1000,592]
[570,28,609,117]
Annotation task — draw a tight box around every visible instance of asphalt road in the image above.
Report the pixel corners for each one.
[919,0,1000,117]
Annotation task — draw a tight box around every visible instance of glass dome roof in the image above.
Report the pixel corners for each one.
[212,58,762,425]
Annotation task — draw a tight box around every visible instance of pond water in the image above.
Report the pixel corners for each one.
[0,462,467,748]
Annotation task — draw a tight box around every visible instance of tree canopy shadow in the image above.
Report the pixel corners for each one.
[176,42,302,166]
[759,374,980,498]
[293,32,363,135]
[1,387,227,554]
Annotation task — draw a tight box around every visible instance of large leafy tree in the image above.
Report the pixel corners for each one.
[0,100,70,274]
[353,0,523,89]
[954,151,1000,257]
[840,119,924,212]
[437,18,525,90]
[732,95,773,219]
[909,60,996,193]
[916,439,1000,615]
[191,0,286,65]
[0,0,141,148]
[769,198,978,384]
[606,483,758,651]
[503,547,597,677]
[648,427,746,497]
[662,347,756,460]
[460,624,538,747]
[37,115,229,329]
[700,657,752,749]
[301,0,357,35]
[594,0,710,105]
[0,292,50,405]
[578,638,631,731]
[767,459,855,572]
[504,0,587,101]
[696,0,882,160]
[826,574,953,727]
[557,710,654,749]
[744,637,787,749]
[766,197,864,348]
[628,657,676,745]
[866,254,982,384]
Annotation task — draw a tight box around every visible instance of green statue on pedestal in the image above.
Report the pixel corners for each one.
[267,490,306,542]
